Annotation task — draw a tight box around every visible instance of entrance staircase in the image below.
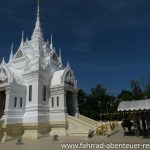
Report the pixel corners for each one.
[79,115,99,126]
[67,115,99,136]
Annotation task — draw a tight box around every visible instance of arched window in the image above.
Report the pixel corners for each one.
[16,50,23,58]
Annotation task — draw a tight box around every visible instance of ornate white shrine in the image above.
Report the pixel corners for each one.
[0,2,80,141]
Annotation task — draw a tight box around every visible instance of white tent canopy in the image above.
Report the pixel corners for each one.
[118,99,150,111]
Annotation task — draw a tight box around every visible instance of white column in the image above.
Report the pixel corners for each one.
[2,89,10,122]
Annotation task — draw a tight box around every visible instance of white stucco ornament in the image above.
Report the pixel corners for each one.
[24,57,31,71]
[65,72,74,84]
[0,69,8,81]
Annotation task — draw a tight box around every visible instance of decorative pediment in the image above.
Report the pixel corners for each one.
[0,64,13,83]
[65,72,74,84]
[51,53,58,62]
[16,50,23,59]
[0,68,8,82]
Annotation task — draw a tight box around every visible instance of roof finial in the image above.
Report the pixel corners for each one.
[36,0,40,28]
[31,0,43,41]
[50,34,53,49]
[9,43,14,63]
[2,57,5,64]
[67,61,70,67]
[11,43,14,52]
[19,31,24,49]
[59,48,62,68]
[22,31,24,42]
[59,48,61,57]
[37,0,40,19]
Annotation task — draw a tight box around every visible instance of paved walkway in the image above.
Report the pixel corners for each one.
[0,126,150,150]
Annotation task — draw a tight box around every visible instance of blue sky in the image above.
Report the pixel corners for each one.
[0,0,150,95]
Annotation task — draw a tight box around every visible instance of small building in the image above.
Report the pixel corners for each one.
[118,99,150,136]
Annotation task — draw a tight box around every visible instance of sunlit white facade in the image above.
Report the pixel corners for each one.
[0,3,79,141]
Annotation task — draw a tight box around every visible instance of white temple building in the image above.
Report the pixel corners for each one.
[0,2,98,142]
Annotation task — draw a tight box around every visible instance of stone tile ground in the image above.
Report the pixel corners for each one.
[0,126,150,150]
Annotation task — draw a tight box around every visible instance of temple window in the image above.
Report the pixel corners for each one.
[14,97,17,108]
[52,97,54,107]
[43,85,46,101]
[57,96,59,107]
[20,98,23,108]
[29,85,32,101]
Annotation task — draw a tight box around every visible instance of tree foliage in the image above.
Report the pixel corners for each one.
[78,78,150,121]
[118,90,133,101]
[130,80,143,100]
[78,84,117,120]
[144,77,150,98]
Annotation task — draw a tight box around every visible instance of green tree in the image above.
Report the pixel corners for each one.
[130,80,143,100]
[87,84,112,120]
[77,89,87,115]
[118,90,133,101]
[144,77,150,98]
[77,84,118,121]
